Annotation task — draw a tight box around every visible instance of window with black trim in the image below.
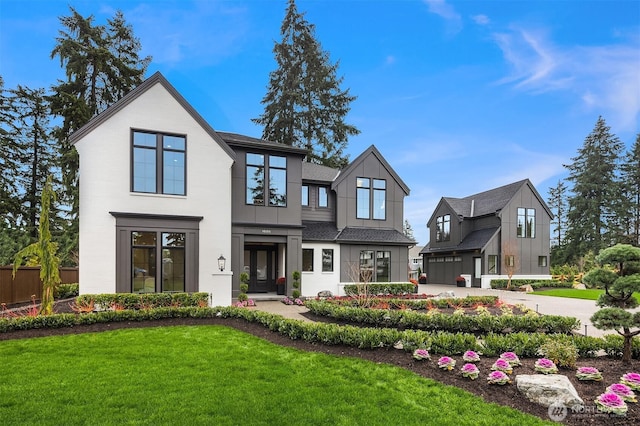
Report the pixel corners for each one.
[517,208,535,238]
[303,249,314,271]
[132,131,186,195]
[436,214,450,242]
[538,256,547,267]
[488,255,498,274]
[356,178,386,220]
[322,249,333,272]
[318,187,328,208]
[132,231,185,293]
[359,250,391,282]
[246,153,287,206]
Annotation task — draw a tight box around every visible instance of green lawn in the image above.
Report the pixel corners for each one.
[0,325,552,426]
[532,288,640,303]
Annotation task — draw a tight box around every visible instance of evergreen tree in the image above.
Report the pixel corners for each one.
[548,180,568,265]
[0,77,21,227]
[564,116,624,262]
[49,6,150,262]
[403,219,415,241]
[620,133,640,246]
[252,0,359,168]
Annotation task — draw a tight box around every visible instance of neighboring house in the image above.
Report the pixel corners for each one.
[70,72,413,304]
[420,179,553,288]
[408,245,424,281]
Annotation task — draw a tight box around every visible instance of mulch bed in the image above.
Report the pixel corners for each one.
[1,302,638,425]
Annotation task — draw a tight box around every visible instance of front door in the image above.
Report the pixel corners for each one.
[244,247,274,293]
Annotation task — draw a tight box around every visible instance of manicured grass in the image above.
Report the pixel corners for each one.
[532,288,640,303]
[0,326,552,425]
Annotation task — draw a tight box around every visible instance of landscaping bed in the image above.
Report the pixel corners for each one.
[1,299,638,425]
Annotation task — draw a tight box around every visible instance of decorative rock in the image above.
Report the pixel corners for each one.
[573,283,586,290]
[317,290,333,298]
[519,284,534,293]
[436,291,456,298]
[516,374,584,409]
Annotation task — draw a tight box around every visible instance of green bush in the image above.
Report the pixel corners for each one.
[480,333,549,358]
[343,283,415,295]
[539,339,579,369]
[75,292,208,310]
[490,279,572,290]
[54,283,79,299]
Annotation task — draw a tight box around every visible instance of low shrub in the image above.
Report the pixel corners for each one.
[54,283,79,299]
[343,283,415,296]
[75,292,209,310]
[490,279,572,290]
[539,339,579,369]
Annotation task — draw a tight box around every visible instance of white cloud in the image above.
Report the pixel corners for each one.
[472,14,490,26]
[492,26,640,132]
[423,0,462,34]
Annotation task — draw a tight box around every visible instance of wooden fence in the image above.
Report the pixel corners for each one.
[0,266,78,305]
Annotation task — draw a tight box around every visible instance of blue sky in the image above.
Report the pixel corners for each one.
[1,0,639,245]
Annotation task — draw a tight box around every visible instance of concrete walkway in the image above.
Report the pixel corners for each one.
[252,284,627,338]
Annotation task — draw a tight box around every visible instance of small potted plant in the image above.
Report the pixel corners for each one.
[418,273,427,284]
[456,275,466,287]
[276,277,286,295]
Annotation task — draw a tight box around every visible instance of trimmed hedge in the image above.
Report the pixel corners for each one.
[490,279,573,290]
[304,300,580,335]
[326,295,500,309]
[54,283,79,299]
[0,305,638,358]
[75,292,209,310]
[343,283,415,296]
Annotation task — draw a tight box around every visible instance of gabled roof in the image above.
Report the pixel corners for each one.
[218,131,307,156]
[302,221,340,241]
[302,162,341,183]
[420,227,500,254]
[336,227,415,245]
[331,145,410,195]
[69,72,236,160]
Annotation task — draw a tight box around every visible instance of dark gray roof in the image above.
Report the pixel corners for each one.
[302,221,339,241]
[217,131,307,155]
[336,227,415,245]
[421,227,499,254]
[302,162,340,183]
[446,179,529,218]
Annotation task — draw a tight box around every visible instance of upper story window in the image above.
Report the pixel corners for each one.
[301,185,309,206]
[435,214,450,242]
[132,131,186,195]
[356,177,386,220]
[517,208,535,238]
[246,154,287,206]
[318,187,328,208]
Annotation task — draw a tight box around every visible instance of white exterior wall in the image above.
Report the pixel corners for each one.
[300,243,340,297]
[75,82,233,302]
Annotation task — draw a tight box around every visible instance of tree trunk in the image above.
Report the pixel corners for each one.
[623,328,632,364]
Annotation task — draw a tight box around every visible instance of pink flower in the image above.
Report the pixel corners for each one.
[576,366,602,381]
[534,358,558,374]
[460,363,479,380]
[606,383,637,403]
[437,356,456,370]
[595,392,628,415]
[487,370,510,385]
[462,350,480,362]
[621,372,640,391]
[491,358,512,374]
[412,349,430,361]
[500,352,521,366]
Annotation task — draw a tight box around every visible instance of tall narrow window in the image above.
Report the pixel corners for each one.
[356,178,370,219]
[132,131,186,195]
[161,233,185,292]
[436,214,450,242]
[246,153,265,205]
[318,187,328,208]
[372,179,386,220]
[322,249,333,272]
[302,249,314,271]
[301,185,309,206]
[376,251,390,282]
[488,255,498,274]
[359,250,374,282]
[538,256,547,267]
[132,231,156,293]
[517,208,536,238]
[269,155,287,206]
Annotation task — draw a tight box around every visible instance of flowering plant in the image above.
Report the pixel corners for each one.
[487,370,511,385]
[412,349,431,361]
[621,372,640,391]
[276,277,286,285]
[294,298,304,306]
[491,358,513,374]
[576,366,603,381]
[460,363,480,380]
[534,358,558,374]
[282,296,294,305]
[606,383,637,403]
[233,299,255,308]
[455,276,465,282]
[462,350,480,363]
[594,392,628,415]
[499,352,521,367]
[437,356,456,370]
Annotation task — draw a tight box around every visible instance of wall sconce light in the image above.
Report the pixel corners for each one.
[218,254,226,272]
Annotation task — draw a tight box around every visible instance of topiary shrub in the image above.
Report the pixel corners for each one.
[538,339,578,369]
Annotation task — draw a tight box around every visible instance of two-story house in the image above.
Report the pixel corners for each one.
[420,179,553,288]
[70,72,413,304]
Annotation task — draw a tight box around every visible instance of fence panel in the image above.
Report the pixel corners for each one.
[0,266,78,305]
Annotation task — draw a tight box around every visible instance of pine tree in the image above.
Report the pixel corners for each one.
[252,0,359,168]
[0,77,22,228]
[620,133,640,246]
[548,180,568,265]
[403,219,415,241]
[49,6,150,262]
[564,116,624,262]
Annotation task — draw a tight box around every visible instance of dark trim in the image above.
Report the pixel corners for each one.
[232,222,305,230]
[110,212,204,222]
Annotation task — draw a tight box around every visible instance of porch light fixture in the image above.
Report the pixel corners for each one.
[218,254,226,272]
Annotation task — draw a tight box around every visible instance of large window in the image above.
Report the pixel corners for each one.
[133,131,186,195]
[322,249,333,272]
[246,154,287,206]
[132,231,185,293]
[318,187,328,208]
[517,208,535,238]
[302,249,314,271]
[359,250,391,282]
[436,214,450,242]
[356,178,386,220]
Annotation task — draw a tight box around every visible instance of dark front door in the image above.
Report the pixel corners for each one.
[244,246,275,293]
